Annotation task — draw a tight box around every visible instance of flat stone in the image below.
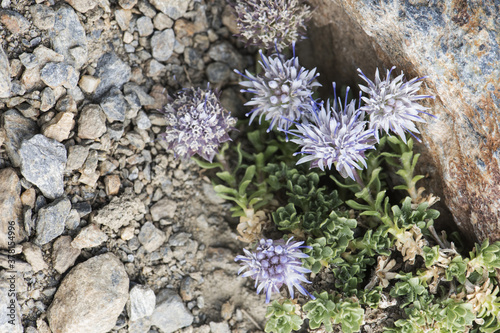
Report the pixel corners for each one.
[1,110,37,167]
[66,145,90,172]
[92,192,146,231]
[78,104,107,139]
[50,5,88,69]
[206,62,230,84]
[100,87,126,122]
[52,235,81,274]
[0,168,25,249]
[41,112,75,142]
[40,87,56,112]
[150,289,193,333]
[78,171,100,187]
[135,110,152,129]
[47,253,129,333]
[22,243,48,272]
[94,52,131,98]
[0,281,23,333]
[123,82,156,106]
[150,198,177,221]
[209,322,231,333]
[20,188,36,208]
[114,9,132,30]
[149,0,188,20]
[118,0,138,10]
[104,174,121,196]
[174,19,195,39]
[128,285,156,321]
[151,29,175,62]
[65,209,80,230]
[34,197,71,245]
[64,0,99,13]
[153,12,173,30]
[78,75,100,94]
[30,4,55,30]
[207,42,245,70]
[0,45,10,98]
[71,224,108,249]
[40,62,78,89]
[20,135,66,200]
[0,9,30,34]
[137,16,154,36]
[138,222,166,252]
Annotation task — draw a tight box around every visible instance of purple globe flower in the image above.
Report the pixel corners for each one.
[286,87,376,180]
[231,0,312,51]
[159,87,236,162]
[236,47,320,133]
[235,237,314,303]
[358,67,435,143]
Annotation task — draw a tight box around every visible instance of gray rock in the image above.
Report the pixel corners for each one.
[150,0,189,20]
[138,222,166,252]
[324,0,500,242]
[153,12,173,30]
[123,82,156,106]
[92,192,146,231]
[65,209,80,230]
[100,87,126,122]
[146,58,166,77]
[206,62,230,84]
[0,9,30,34]
[64,0,99,13]
[50,5,88,69]
[94,52,131,98]
[40,87,56,112]
[66,145,90,172]
[151,29,175,62]
[78,104,107,139]
[150,198,177,221]
[184,47,204,70]
[71,224,108,249]
[0,168,25,249]
[19,52,38,69]
[40,62,78,89]
[209,322,231,333]
[47,253,129,333]
[137,16,154,36]
[135,110,152,129]
[114,9,132,31]
[118,0,138,10]
[202,183,225,205]
[168,232,191,247]
[1,110,37,167]
[128,285,156,321]
[19,134,66,200]
[207,42,245,70]
[52,235,81,274]
[0,280,23,333]
[41,112,75,142]
[30,4,55,30]
[0,45,10,98]
[34,197,71,245]
[150,289,193,333]
[22,243,48,272]
[128,318,151,333]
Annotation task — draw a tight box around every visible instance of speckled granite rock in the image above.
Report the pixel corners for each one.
[309,0,499,242]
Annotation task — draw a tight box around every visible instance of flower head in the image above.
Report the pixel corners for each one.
[235,237,314,303]
[160,87,236,162]
[287,87,376,180]
[236,48,320,133]
[232,0,312,51]
[358,67,434,143]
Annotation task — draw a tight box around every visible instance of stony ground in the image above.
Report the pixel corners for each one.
[0,1,271,332]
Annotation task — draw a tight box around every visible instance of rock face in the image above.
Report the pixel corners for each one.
[307,0,500,242]
[47,253,129,333]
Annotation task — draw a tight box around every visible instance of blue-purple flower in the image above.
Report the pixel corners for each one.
[236,49,320,133]
[160,87,236,162]
[358,67,435,143]
[235,237,314,303]
[232,0,312,51]
[286,88,376,180]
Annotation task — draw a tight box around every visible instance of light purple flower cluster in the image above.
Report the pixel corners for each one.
[232,0,311,51]
[160,87,236,162]
[287,87,376,180]
[358,67,435,143]
[235,238,314,303]
[236,47,320,133]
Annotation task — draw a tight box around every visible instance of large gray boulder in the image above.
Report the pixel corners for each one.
[303,0,499,242]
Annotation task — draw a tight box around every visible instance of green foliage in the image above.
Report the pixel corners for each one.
[303,291,364,333]
[351,225,392,256]
[469,240,500,276]
[303,237,340,273]
[390,274,431,308]
[264,300,303,333]
[359,287,382,308]
[272,203,301,231]
[390,197,439,232]
[438,299,475,332]
[445,255,467,284]
[333,253,374,296]
[422,245,440,267]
